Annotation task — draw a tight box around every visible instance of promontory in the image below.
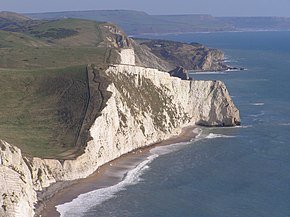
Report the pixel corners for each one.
[0,12,240,217]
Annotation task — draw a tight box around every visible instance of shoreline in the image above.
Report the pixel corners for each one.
[37,125,198,217]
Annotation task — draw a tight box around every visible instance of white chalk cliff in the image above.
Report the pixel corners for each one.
[0,49,240,217]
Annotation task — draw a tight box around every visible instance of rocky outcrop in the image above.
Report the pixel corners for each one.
[135,39,228,71]
[99,24,171,71]
[168,66,190,80]
[0,61,240,217]
[131,39,172,71]
[99,23,132,49]
[119,48,136,65]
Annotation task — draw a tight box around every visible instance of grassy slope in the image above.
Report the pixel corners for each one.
[0,19,108,69]
[0,66,88,159]
[0,18,111,159]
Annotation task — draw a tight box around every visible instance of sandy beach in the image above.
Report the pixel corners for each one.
[37,125,197,217]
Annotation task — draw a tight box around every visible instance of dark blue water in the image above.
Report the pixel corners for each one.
[58,31,290,217]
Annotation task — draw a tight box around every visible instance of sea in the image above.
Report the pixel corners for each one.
[56,31,290,217]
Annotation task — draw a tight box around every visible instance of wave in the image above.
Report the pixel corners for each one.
[250,111,265,117]
[225,69,240,72]
[230,125,252,129]
[150,141,191,156]
[209,125,252,129]
[250,102,265,106]
[190,71,226,75]
[56,139,195,216]
[279,123,290,126]
[56,154,158,217]
[192,128,203,139]
[224,56,238,63]
[205,133,236,139]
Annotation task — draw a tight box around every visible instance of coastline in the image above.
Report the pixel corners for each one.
[129,29,290,38]
[37,125,198,217]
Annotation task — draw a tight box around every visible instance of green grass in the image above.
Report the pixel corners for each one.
[0,30,48,48]
[0,20,109,69]
[0,18,120,159]
[0,46,107,69]
[27,19,105,47]
[0,66,89,159]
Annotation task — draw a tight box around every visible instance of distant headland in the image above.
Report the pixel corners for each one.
[24,10,290,35]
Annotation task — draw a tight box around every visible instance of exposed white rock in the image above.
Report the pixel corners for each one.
[0,140,37,217]
[119,49,136,65]
[0,63,239,217]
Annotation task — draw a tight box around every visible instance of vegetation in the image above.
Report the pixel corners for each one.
[0,14,116,159]
[0,11,210,160]
[31,28,78,39]
[0,66,89,159]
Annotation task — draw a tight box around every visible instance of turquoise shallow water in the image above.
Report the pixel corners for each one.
[58,31,290,217]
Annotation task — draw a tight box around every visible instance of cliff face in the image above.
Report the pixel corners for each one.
[0,52,240,216]
[0,140,36,217]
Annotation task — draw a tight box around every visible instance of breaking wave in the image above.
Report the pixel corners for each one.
[250,102,265,106]
[56,154,158,217]
[56,138,195,217]
[205,133,237,139]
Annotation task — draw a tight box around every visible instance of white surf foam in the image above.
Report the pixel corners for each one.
[190,71,226,75]
[56,132,201,216]
[56,154,158,217]
[192,128,203,139]
[205,133,236,139]
[225,69,240,72]
[150,141,190,156]
[250,102,265,106]
[209,125,251,129]
[228,125,252,129]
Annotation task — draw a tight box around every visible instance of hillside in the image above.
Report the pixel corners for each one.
[25,10,290,34]
[0,66,89,159]
[0,17,110,69]
[135,38,227,71]
[218,16,290,31]
[0,14,124,159]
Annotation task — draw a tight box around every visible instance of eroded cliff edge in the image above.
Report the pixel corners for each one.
[0,53,240,216]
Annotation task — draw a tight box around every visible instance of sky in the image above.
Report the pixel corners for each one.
[1,0,290,17]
